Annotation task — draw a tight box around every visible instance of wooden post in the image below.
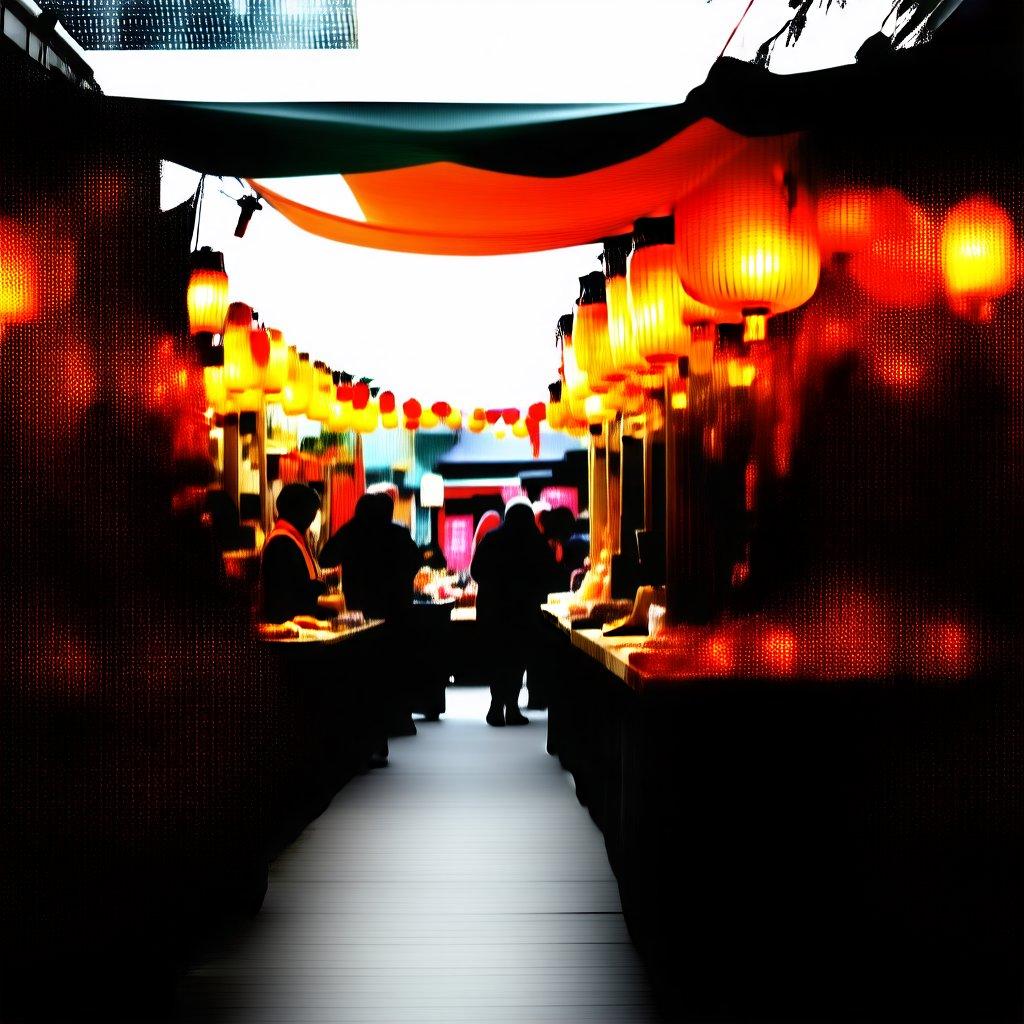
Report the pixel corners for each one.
[222,414,240,512]
[588,425,608,563]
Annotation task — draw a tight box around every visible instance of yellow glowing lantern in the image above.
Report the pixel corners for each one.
[305,361,331,422]
[512,419,529,439]
[421,408,440,430]
[203,365,228,414]
[354,399,379,434]
[628,216,691,366]
[186,247,229,336]
[603,235,645,378]
[222,302,260,393]
[573,272,616,392]
[263,328,289,393]
[675,141,821,343]
[446,408,463,430]
[279,347,309,415]
[941,195,1016,322]
[469,419,486,434]
[559,312,592,420]
[234,388,264,413]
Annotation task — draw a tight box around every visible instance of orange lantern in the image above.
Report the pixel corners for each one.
[558,312,591,420]
[628,216,691,366]
[674,140,821,343]
[512,419,529,439]
[603,235,644,377]
[850,188,938,308]
[279,347,309,415]
[203,365,228,414]
[186,247,229,336]
[572,273,615,392]
[816,189,876,261]
[263,328,289,393]
[445,408,463,430]
[941,195,1016,322]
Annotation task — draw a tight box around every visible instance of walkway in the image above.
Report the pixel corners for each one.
[175,688,663,1024]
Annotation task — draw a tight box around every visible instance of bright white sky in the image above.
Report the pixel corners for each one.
[90,0,903,408]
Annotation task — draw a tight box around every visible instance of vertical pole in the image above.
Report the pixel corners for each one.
[588,425,608,564]
[222,413,240,512]
[606,417,622,556]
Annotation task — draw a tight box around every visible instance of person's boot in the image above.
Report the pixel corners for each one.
[504,701,529,726]
[486,699,505,727]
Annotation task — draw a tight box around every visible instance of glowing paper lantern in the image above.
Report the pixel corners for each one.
[512,420,529,439]
[279,347,308,415]
[186,247,229,336]
[445,409,463,430]
[0,216,40,323]
[603,235,645,377]
[817,189,876,261]
[628,216,690,366]
[421,408,440,429]
[941,195,1016,322]
[432,401,452,419]
[263,328,289,393]
[203,365,228,414]
[850,189,938,308]
[502,408,520,426]
[379,391,396,415]
[382,411,399,429]
[584,393,616,425]
[223,302,262,393]
[354,399,379,434]
[403,398,422,420]
[675,142,821,342]
[573,273,615,392]
[528,402,547,422]
[352,382,371,411]
[307,361,334,422]
[726,357,757,388]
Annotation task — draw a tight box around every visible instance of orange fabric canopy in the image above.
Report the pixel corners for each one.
[252,120,792,256]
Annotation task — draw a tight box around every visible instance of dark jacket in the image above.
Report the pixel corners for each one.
[260,484,327,623]
[471,505,555,630]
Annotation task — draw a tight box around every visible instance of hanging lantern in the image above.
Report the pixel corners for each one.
[379,391,396,415]
[307,361,333,422]
[354,399,379,434]
[850,188,938,308]
[817,189,876,262]
[234,388,263,413]
[528,402,547,422]
[203,365,228,415]
[485,409,502,425]
[445,408,463,430]
[403,398,422,420]
[603,235,645,378]
[263,328,289,393]
[628,216,691,366]
[941,195,1016,322]
[279,346,308,415]
[468,417,486,434]
[675,140,821,343]
[558,312,591,421]
[502,407,520,426]
[224,304,270,396]
[186,247,229,336]
[405,417,421,431]
[0,216,40,323]
[352,382,371,411]
[573,273,615,392]
[512,419,529,439]
[726,356,757,388]
[421,408,440,429]
[432,401,452,419]
[328,374,352,432]
[382,411,399,429]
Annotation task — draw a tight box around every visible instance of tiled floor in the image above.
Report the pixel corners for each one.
[174,688,663,1023]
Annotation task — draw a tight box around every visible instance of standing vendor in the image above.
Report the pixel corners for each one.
[260,483,327,623]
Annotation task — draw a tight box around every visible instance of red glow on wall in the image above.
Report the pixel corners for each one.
[762,628,797,676]
[0,217,40,324]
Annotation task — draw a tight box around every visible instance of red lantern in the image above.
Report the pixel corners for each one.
[502,408,519,426]
[432,401,452,419]
[850,189,938,308]
[485,409,502,425]
[403,398,422,419]
[817,189,876,261]
[353,382,370,410]
[528,402,547,421]
[573,272,617,390]
[379,390,396,414]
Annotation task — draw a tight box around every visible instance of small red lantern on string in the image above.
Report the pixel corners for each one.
[502,408,520,426]
[485,409,502,425]
[353,382,370,411]
[528,402,547,421]
[573,272,616,391]
[432,401,452,419]
[403,398,422,420]
[379,391,396,414]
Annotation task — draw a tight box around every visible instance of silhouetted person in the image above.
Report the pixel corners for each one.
[540,506,586,592]
[260,483,327,623]
[470,501,555,726]
[320,492,419,622]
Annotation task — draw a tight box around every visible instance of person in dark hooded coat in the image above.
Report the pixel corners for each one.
[260,483,327,623]
[470,501,555,726]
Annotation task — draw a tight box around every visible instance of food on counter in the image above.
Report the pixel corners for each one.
[257,621,301,640]
[291,614,334,631]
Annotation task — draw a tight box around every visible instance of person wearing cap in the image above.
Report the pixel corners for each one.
[470,499,555,726]
[260,483,328,623]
